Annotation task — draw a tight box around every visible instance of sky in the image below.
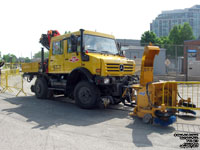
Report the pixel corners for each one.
[0,0,199,58]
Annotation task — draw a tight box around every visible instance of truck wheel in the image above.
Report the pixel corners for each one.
[74,81,100,109]
[143,114,153,124]
[35,78,48,99]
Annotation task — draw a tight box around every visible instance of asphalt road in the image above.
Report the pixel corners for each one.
[0,92,199,150]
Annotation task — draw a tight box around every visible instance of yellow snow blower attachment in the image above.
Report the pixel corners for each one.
[121,44,200,126]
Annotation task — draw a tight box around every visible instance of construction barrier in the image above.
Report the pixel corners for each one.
[162,81,200,110]
[3,63,21,69]
[0,69,26,96]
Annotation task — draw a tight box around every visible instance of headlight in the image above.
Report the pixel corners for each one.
[104,78,110,84]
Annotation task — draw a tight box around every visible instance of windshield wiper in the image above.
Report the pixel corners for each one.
[87,49,97,52]
[101,50,113,54]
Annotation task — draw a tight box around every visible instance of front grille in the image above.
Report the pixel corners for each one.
[106,63,134,72]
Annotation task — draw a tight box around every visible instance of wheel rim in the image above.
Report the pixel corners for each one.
[78,87,92,104]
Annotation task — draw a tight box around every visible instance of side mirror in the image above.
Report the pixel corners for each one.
[121,50,125,57]
[71,34,78,52]
[117,42,121,51]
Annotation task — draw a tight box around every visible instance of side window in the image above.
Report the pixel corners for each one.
[67,39,72,53]
[52,41,63,55]
[67,36,81,53]
[77,37,81,52]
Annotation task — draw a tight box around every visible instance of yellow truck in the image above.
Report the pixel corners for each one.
[22,29,137,109]
[22,30,200,126]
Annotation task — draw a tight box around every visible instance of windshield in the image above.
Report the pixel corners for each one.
[84,35,118,54]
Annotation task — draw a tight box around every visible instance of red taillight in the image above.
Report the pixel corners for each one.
[86,50,89,53]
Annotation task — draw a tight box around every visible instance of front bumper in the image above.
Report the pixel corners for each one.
[94,76,133,97]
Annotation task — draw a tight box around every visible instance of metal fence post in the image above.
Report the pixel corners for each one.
[175,45,178,80]
[185,46,188,81]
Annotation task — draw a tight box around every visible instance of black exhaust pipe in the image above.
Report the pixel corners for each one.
[41,47,45,73]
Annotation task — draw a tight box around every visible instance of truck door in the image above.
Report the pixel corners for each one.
[64,37,82,73]
[48,40,65,73]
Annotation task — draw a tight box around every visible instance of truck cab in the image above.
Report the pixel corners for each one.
[22,29,136,108]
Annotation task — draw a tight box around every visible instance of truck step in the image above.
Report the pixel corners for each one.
[48,88,65,91]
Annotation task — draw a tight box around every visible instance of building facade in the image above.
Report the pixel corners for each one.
[125,47,166,75]
[184,40,200,61]
[117,39,166,75]
[183,40,200,74]
[150,5,200,38]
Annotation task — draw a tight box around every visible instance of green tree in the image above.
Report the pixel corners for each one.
[179,23,195,43]
[18,57,31,63]
[24,57,31,63]
[157,36,170,47]
[168,25,182,45]
[3,53,17,63]
[168,23,195,56]
[33,51,49,59]
[140,31,158,46]
[3,54,9,62]
[10,54,17,62]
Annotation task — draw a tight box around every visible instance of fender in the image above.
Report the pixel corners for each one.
[67,67,94,86]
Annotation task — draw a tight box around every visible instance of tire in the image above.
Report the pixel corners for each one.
[143,114,153,124]
[35,78,48,99]
[74,81,100,109]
